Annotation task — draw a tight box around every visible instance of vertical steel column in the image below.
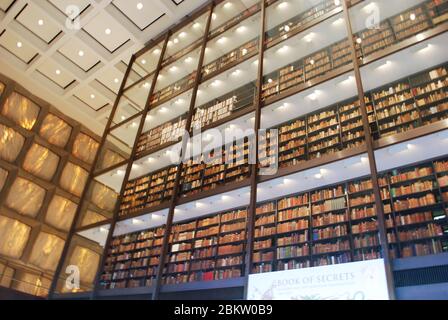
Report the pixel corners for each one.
[342,0,396,299]
[90,33,171,299]
[47,54,138,299]
[151,4,215,300]
[243,0,266,298]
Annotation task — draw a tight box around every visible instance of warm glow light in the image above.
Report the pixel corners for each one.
[410,13,416,21]
[114,78,119,83]
[193,22,201,29]
[236,26,247,33]
[55,69,61,75]
[304,33,314,43]
[179,32,187,38]
[416,33,425,41]
[105,28,111,35]
[38,19,44,26]
[153,48,161,55]
[16,41,22,48]
[136,2,143,10]
[277,1,288,9]
[224,2,233,9]
[90,94,95,99]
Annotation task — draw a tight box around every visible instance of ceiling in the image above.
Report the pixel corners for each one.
[0,0,208,136]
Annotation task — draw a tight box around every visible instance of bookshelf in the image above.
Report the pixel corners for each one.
[100,226,165,289]
[102,155,448,289]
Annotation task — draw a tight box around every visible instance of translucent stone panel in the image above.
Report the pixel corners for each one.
[72,133,99,165]
[0,82,4,95]
[39,114,72,148]
[45,195,77,231]
[90,182,117,212]
[12,273,50,297]
[0,265,14,288]
[0,215,31,259]
[1,92,40,130]
[22,144,60,181]
[80,209,107,227]
[0,123,25,162]
[5,178,46,217]
[0,167,8,192]
[29,232,64,272]
[97,147,126,172]
[68,246,100,285]
[59,163,88,197]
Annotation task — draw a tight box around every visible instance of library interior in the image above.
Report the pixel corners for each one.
[0,0,447,300]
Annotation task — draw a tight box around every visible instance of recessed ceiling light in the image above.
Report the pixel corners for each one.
[38,19,44,26]
[284,25,290,32]
[179,32,187,38]
[173,38,179,44]
[236,26,246,33]
[277,1,288,9]
[356,37,362,44]
[114,78,119,83]
[78,50,84,57]
[105,28,111,35]
[193,22,201,29]
[410,13,416,21]
[16,41,22,48]
[90,94,96,99]
[136,2,143,10]
[141,59,146,64]
[224,2,233,9]
[153,48,160,55]
[170,66,178,72]
[184,57,192,63]
[212,13,217,20]
[55,69,61,75]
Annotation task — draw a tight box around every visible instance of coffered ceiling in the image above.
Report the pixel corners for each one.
[0,0,208,135]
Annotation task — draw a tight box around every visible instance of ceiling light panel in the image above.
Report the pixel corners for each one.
[48,0,90,17]
[0,29,38,64]
[96,67,124,94]
[0,0,15,12]
[74,88,109,111]
[58,37,100,72]
[113,0,165,30]
[83,11,131,53]
[37,59,75,88]
[15,2,62,44]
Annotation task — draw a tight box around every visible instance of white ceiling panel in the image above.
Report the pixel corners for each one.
[0,29,38,63]
[58,37,100,71]
[96,66,124,94]
[37,59,75,88]
[16,2,62,43]
[83,11,131,53]
[0,0,14,12]
[47,0,90,17]
[75,87,110,111]
[113,0,165,30]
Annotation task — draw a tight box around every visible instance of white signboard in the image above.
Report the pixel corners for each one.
[247,259,390,300]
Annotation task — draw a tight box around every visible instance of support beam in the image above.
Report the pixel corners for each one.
[152,4,215,300]
[341,0,396,300]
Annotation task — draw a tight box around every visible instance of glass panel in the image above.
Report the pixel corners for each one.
[5,177,46,218]
[59,162,89,197]
[124,41,164,89]
[45,195,78,232]
[0,215,31,259]
[110,115,143,151]
[0,123,25,162]
[72,132,99,165]
[151,47,201,107]
[22,143,60,181]
[202,10,261,81]
[163,12,209,65]
[209,0,261,37]
[349,0,447,62]
[262,12,351,101]
[39,113,72,148]
[112,74,154,125]
[265,0,343,47]
[1,92,40,130]
[28,232,64,272]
